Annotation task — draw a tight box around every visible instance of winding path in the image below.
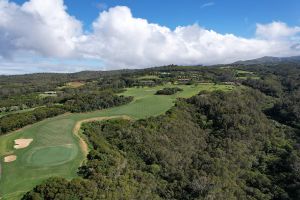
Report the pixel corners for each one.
[73,115,132,158]
[1,84,227,199]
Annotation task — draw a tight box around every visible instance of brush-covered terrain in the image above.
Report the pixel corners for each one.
[1,62,300,200]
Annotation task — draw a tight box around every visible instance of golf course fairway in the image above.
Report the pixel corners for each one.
[0,83,234,200]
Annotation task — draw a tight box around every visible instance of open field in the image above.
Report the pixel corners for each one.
[235,70,254,74]
[236,76,260,80]
[137,75,160,80]
[66,81,86,88]
[0,83,235,200]
[235,70,260,80]
[57,81,86,90]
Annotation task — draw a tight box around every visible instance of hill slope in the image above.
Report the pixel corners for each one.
[234,56,300,65]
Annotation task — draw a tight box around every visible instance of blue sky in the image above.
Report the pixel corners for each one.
[0,0,300,74]
[12,0,300,37]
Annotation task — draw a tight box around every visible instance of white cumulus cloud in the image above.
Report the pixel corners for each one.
[78,6,300,68]
[0,0,82,58]
[0,0,300,74]
[256,21,300,40]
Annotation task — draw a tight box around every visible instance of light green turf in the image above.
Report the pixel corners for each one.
[39,93,58,98]
[26,145,77,167]
[137,75,160,80]
[0,83,235,200]
[236,76,261,80]
[235,70,260,80]
[235,70,254,74]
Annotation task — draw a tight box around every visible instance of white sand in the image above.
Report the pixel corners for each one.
[4,155,17,163]
[14,139,33,149]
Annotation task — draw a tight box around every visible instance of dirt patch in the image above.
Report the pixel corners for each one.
[73,115,131,158]
[4,155,17,163]
[14,139,33,149]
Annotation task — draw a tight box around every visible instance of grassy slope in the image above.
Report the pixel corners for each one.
[235,69,260,80]
[0,83,234,200]
[137,75,160,80]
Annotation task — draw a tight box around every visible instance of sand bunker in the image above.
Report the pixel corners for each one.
[14,139,33,149]
[4,155,17,163]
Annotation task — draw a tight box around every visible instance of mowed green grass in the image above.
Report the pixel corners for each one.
[26,145,76,167]
[235,70,254,74]
[0,118,82,200]
[137,75,160,80]
[0,83,235,200]
[235,69,260,80]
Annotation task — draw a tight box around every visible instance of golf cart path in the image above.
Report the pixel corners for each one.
[73,115,132,158]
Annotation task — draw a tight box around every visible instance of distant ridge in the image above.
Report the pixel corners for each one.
[234,56,300,65]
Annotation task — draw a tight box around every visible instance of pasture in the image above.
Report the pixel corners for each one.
[235,69,260,80]
[235,69,254,74]
[137,75,160,80]
[57,81,86,90]
[0,83,235,200]
[66,81,86,88]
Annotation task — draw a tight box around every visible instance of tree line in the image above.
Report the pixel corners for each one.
[155,87,183,95]
[0,106,65,134]
[0,93,133,135]
[23,88,300,199]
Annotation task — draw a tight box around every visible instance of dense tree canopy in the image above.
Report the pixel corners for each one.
[1,62,300,199]
[23,89,300,200]
[155,87,183,95]
[63,92,133,113]
[0,106,65,134]
[0,93,133,135]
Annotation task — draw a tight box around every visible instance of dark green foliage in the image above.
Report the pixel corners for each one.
[0,93,48,108]
[63,92,133,112]
[155,87,183,95]
[0,70,136,114]
[0,93,133,135]
[24,89,300,199]
[2,62,300,199]
[267,89,300,128]
[242,75,283,97]
[240,63,300,128]
[0,106,65,135]
[22,177,98,200]
[0,70,123,98]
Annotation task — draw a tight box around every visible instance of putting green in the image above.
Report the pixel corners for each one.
[25,145,77,167]
[0,83,236,200]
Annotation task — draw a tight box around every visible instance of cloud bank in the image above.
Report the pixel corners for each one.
[0,0,300,73]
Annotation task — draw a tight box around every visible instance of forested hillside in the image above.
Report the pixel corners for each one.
[23,88,300,199]
[1,62,300,199]
[0,0,298,197]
